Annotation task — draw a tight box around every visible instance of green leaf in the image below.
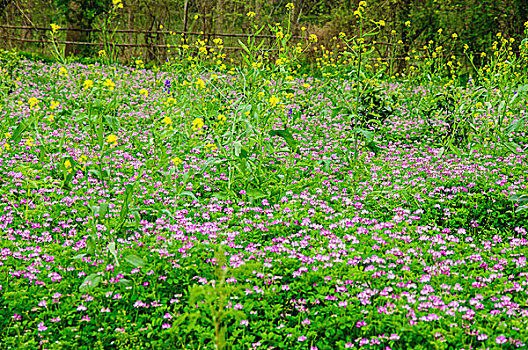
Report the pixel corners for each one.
[79,273,102,292]
[107,241,119,266]
[117,278,133,288]
[178,191,198,201]
[505,117,526,135]
[331,106,350,118]
[234,141,242,157]
[86,235,96,255]
[448,143,462,157]
[503,141,520,154]
[509,194,528,202]
[269,129,297,150]
[246,188,267,199]
[132,210,141,228]
[124,254,145,268]
[12,122,28,144]
[99,203,109,220]
[516,205,528,213]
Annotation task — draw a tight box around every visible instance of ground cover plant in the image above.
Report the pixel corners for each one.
[1,3,528,350]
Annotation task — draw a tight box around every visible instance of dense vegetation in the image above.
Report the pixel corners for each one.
[1,2,528,349]
[2,0,528,65]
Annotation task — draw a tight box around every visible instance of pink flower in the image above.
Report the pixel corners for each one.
[298,335,307,342]
[37,322,48,332]
[240,320,249,327]
[496,335,507,344]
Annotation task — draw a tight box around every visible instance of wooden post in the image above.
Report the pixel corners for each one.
[183,0,189,42]
[217,0,224,36]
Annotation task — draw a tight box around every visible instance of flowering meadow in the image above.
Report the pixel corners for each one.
[1,16,528,350]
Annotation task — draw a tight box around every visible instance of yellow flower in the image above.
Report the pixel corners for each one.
[159,24,164,29]
[50,23,61,34]
[79,155,88,164]
[437,28,443,34]
[205,143,218,152]
[162,116,172,125]
[217,114,226,124]
[192,118,204,130]
[405,21,411,27]
[172,157,182,166]
[195,78,206,89]
[47,114,54,122]
[64,159,71,168]
[194,14,199,20]
[246,11,256,18]
[286,2,294,10]
[452,33,458,39]
[106,134,118,144]
[139,89,148,97]
[59,67,68,75]
[359,1,367,6]
[269,95,280,107]
[4,133,11,139]
[50,101,59,110]
[83,79,94,90]
[25,137,35,147]
[103,79,115,91]
[309,34,318,43]
[28,97,40,109]
[301,26,306,31]
[303,83,310,88]
[98,50,106,58]
[378,20,385,27]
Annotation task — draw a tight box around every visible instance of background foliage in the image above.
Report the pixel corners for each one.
[0,0,527,65]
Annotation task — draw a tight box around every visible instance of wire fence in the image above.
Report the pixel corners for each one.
[0,24,411,64]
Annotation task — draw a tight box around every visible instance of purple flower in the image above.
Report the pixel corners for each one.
[240,320,249,327]
[356,320,367,328]
[298,335,307,342]
[496,335,507,344]
[37,322,48,332]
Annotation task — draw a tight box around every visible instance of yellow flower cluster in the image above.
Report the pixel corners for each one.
[103,79,115,91]
[269,95,280,107]
[83,79,94,90]
[50,23,61,34]
[162,116,172,125]
[192,118,204,131]
[28,97,40,110]
[354,1,366,16]
[172,157,182,166]
[106,134,118,145]
[112,0,123,9]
